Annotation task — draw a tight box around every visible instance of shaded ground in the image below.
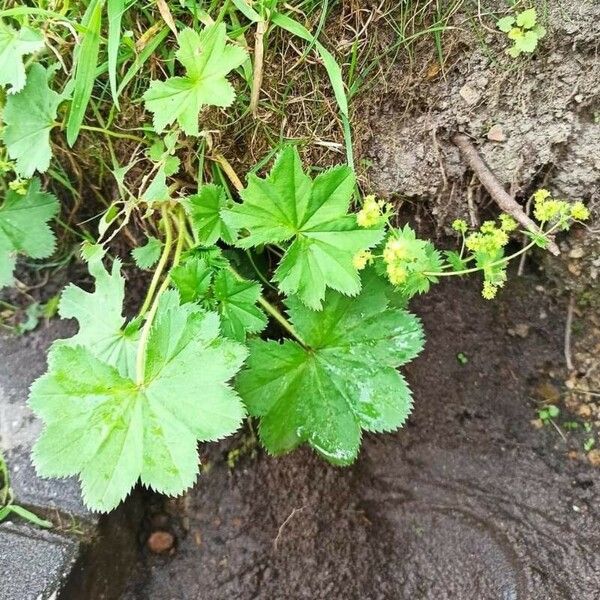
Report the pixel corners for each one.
[123,274,600,600]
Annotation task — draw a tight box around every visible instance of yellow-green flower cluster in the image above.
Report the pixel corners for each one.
[532,189,590,226]
[465,221,510,255]
[570,201,590,221]
[352,250,373,271]
[383,238,410,284]
[482,280,500,300]
[452,219,468,234]
[8,178,28,195]
[356,195,391,228]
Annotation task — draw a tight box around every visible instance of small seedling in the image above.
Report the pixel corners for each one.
[583,437,596,453]
[538,405,560,423]
[457,352,469,365]
[497,8,546,57]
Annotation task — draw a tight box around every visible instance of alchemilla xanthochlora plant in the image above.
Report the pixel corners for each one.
[0,3,589,511]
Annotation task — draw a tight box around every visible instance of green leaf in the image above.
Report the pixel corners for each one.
[141,165,170,203]
[171,256,213,303]
[58,249,139,378]
[66,0,104,146]
[143,25,247,136]
[496,15,515,33]
[236,271,423,465]
[0,21,45,94]
[515,29,539,53]
[222,147,383,309]
[2,63,62,177]
[444,250,468,272]
[30,291,247,512]
[213,270,266,342]
[0,178,58,289]
[185,184,236,245]
[132,236,162,269]
[516,8,536,29]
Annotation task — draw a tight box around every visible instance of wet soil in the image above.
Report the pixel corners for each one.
[123,274,600,600]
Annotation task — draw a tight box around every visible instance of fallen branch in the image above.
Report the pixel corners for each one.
[452,133,560,255]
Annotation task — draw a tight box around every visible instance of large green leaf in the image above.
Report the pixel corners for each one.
[222,147,383,309]
[0,20,44,94]
[236,271,424,464]
[2,64,62,176]
[30,290,247,512]
[143,25,247,136]
[0,178,58,289]
[58,247,139,378]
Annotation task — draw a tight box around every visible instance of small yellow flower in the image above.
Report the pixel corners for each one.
[383,238,408,263]
[352,250,372,271]
[465,233,483,252]
[570,201,589,221]
[499,214,518,232]
[480,221,496,234]
[8,179,27,195]
[481,281,497,300]
[452,219,468,234]
[387,263,407,286]
[356,195,383,228]
[533,189,551,204]
[492,229,509,247]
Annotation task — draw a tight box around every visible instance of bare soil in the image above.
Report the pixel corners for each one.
[123,274,600,600]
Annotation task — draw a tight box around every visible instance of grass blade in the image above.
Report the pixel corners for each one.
[66,0,104,146]
[107,0,125,110]
[271,12,353,167]
[271,12,348,117]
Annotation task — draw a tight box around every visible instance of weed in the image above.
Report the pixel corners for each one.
[497,7,546,57]
[0,2,589,514]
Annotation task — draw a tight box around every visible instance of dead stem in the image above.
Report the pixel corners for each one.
[250,20,268,117]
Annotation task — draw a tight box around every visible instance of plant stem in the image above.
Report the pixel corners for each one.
[425,227,556,278]
[135,208,186,386]
[227,265,307,347]
[138,205,174,317]
[77,124,146,143]
[212,153,244,192]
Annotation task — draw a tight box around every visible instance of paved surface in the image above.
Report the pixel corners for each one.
[0,523,79,600]
[0,321,89,600]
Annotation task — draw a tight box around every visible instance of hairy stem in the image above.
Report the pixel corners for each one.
[425,224,559,278]
[138,205,174,317]
[135,208,186,385]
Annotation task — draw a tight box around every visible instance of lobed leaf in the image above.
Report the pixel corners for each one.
[222,147,383,309]
[2,64,62,177]
[143,25,247,136]
[0,20,45,94]
[236,270,424,464]
[30,290,247,512]
[0,178,58,289]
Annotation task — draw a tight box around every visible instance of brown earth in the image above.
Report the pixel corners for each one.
[123,274,600,600]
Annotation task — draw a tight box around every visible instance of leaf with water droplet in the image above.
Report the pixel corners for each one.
[236,270,424,464]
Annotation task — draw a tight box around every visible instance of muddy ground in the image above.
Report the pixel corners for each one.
[122,274,600,600]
